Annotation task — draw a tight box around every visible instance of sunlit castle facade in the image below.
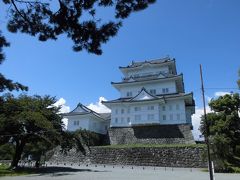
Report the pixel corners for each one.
[64,103,110,135]
[102,57,195,144]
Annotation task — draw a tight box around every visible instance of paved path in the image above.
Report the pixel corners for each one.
[1,164,240,180]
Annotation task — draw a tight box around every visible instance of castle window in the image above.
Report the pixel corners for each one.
[127,107,131,113]
[127,91,132,97]
[74,120,79,126]
[134,106,141,111]
[162,105,166,111]
[176,104,180,110]
[135,115,141,121]
[169,105,172,111]
[121,108,124,114]
[166,88,169,93]
[127,117,130,123]
[115,109,118,114]
[147,114,154,120]
[150,89,156,95]
[115,118,118,123]
[148,105,154,110]
[170,114,173,120]
[162,88,169,94]
[162,115,166,120]
[177,114,180,120]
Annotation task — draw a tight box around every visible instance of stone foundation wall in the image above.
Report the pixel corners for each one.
[109,124,195,145]
[48,146,207,168]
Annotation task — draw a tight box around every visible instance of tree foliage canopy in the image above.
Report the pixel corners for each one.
[0,0,155,93]
[0,94,65,167]
[2,0,156,55]
[200,93,240,170]
[0,31,28,93]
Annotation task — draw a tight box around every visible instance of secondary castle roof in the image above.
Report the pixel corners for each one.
[111,74,185,93]
[63,103,110,121]
[112,73,183,85]
[102,88,194,106]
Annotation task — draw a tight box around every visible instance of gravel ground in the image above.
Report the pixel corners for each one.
[1,164,240,180]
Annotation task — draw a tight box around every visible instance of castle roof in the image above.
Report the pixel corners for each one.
[111,74,184,93]
[119,57,177,75]
[63,103,109,121]
[102,88,194,106]
[112,73,182,85]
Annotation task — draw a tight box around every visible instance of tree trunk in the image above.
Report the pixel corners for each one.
[35,154,41,168]
[11,140,25,169]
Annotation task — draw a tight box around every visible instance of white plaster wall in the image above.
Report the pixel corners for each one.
[159,99,186,124]
[89,117,109,134]
[110,99,189,127]
[119,80,176,98]
[126,65,169,77]
[67,115,109,134]
[111,102,160,127]
[67,115,90,131]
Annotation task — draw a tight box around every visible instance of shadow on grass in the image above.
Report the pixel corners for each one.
[1,166,109,177]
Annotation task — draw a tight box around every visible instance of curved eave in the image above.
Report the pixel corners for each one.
[102,92,194,107]
[63,112,91,117]
[119,58,174,70]
[64,112,107,122]
[91,112,109,121]
[119,59,176,75]
[111,74,183,89]
[102,98,165,107]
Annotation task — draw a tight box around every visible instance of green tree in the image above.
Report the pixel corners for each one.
[0,32,27,93]
[1,0,155,95]
[200,93,240,170]
[2,0,156,55]
[0,94,65,168]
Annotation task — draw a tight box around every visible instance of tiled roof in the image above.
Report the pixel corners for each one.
[119,57,174,69]
[63,103,108,121]
[102,92,194,105]
[112,73,182,85]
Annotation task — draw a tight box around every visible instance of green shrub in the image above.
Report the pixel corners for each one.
[0,144,14,160]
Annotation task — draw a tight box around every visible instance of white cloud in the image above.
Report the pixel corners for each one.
[62,118,68,130]
[192,106,211,141]
[52,98,70,130]
[52,98,70,114]
[192,91,232,140]
[87,97,111,113]
[214,91,230,97]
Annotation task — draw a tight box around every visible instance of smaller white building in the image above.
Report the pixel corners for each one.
[64,103,110,134]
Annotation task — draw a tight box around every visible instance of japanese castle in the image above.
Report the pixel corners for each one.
[103,57,195,127]
[66,57,195,144]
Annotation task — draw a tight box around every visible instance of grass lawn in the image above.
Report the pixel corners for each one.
[0,164,30,176]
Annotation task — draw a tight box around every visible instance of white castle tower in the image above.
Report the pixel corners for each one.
[102,57,195,144]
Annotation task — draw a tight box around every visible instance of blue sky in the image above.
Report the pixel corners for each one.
[0,0,240,137]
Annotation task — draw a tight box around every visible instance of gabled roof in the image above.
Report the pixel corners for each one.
[129,87,161,101]
[102,88,167,105]
[63,103,108,121]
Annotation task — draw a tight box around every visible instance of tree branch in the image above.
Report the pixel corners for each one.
[10,0,32,25]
